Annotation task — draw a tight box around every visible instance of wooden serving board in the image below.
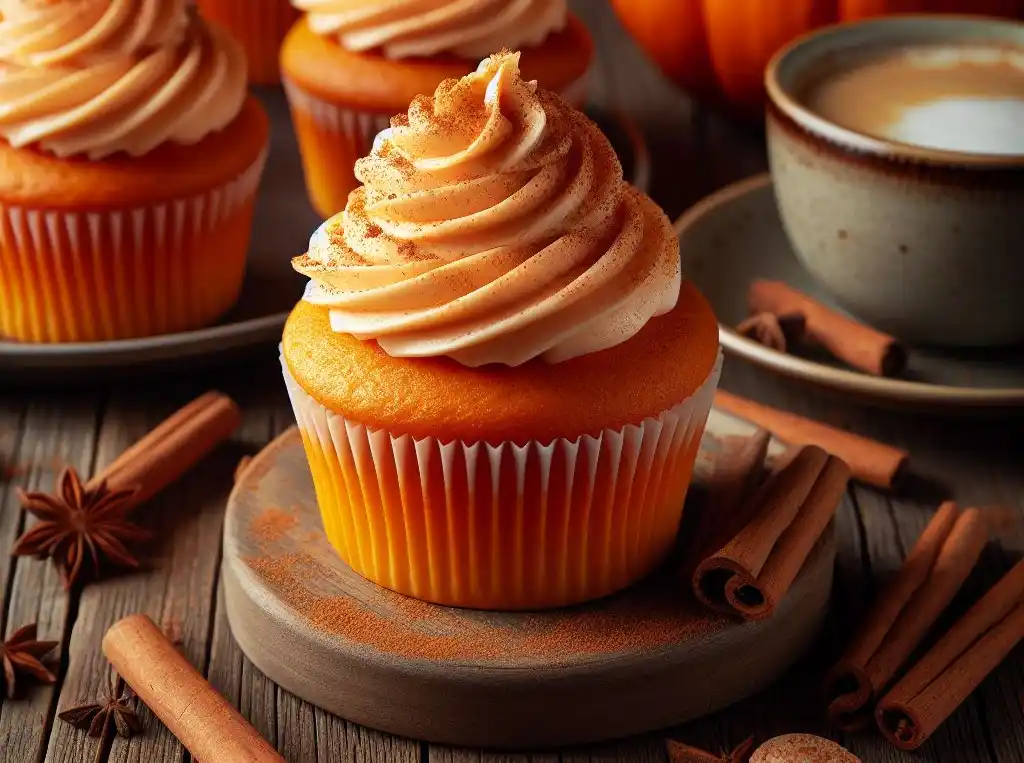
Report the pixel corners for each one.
[223,414,835,749]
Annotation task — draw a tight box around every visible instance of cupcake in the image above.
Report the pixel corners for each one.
[0,0,269,344]
[281,0,594,220]
[282,52,721,610]
[196,0,299,85]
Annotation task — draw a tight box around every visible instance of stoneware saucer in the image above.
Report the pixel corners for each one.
[0,91,649,381]
[676,174,1024,409]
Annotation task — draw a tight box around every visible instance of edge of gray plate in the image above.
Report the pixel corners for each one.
[675,173,1024,409]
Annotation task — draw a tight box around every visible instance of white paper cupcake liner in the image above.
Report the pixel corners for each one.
[281,349,722,610]
[0,150,267,343]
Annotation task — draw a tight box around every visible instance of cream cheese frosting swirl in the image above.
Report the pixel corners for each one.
[294,52,681,367]
[0,0,248,159]
[293,0,567,59]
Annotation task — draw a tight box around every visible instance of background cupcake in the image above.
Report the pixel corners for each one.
[281,0,595,219]
[196,0,299,85]
[281,53,722,610]
[0,0,269,343]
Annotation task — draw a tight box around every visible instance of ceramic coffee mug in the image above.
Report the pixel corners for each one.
[765,16,1024,347]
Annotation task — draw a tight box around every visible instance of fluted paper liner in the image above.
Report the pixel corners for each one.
[0,151,267,343]
[283,67,592,220]
[282,350,722,610]
[198,0,298,85]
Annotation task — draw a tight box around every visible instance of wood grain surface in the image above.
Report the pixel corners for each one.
[1,2,1023,763]
[222,428,834,749]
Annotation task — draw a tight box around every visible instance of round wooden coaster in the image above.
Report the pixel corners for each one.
[223,428,835,749]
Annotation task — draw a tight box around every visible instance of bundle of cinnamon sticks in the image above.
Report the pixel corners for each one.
[685,434,851,621]
[824,502,1024,750]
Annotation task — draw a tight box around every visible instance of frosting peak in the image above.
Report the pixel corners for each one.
[294,52,681,367]
[293,0,567,59]
[0,0,248,159]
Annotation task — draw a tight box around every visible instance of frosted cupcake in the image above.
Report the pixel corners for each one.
[0,0,268,343]
[280,0,594,219]
[282,52,721,610]
[196,0,299,84]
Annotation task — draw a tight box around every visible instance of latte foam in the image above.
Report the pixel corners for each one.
[802,45,1024,156]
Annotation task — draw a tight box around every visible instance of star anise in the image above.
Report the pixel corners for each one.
[666,736,755,763]
[736,312,806,353]
[58,677,142,738]
[1,622,58,699]
[12,467,147,590]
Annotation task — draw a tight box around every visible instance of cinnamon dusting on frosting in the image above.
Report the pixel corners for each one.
[294,51,681,367]
[292,0,568,60]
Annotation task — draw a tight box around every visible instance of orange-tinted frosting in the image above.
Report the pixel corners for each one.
[0,0,248,159]
[293,51,681,367]
[293,0,567,59]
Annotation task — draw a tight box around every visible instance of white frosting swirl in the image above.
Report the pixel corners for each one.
[0,0,248,159]
[293,52,680,367]
[292,0,567,59]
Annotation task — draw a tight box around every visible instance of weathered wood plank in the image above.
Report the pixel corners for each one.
[204,385,279,759]
[37,392,228,763]
[560,739,664,763]
[277,689,317,763]
[0,395,102,763]
[313,709,420,763]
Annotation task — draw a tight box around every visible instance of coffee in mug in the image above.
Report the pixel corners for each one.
[800,45,1024,155]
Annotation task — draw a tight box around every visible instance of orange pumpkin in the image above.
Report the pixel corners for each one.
[610,0,1024,118]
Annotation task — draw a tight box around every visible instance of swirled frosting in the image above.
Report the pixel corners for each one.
[0,0,248,160]
[293,0,567,59]
[293,52,681,367]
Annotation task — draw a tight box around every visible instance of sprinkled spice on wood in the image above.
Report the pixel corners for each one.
[243,552,729,663]
[248,506,299,546]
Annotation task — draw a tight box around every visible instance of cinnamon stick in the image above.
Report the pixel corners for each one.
[103,614,285,763]
[824,502,989,730]
[693,445,850,620]
[714,390,908,489]
[91,391,241,508]
[876,559,1024,750]
[748,281,906,377]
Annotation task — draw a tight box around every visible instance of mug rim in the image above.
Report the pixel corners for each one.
[764,13,1024,168]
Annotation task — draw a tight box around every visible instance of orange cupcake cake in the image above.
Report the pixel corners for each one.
[281,0,594,219]
[0,0,269,343]
[196,0,299,84]
[281,52,721,610]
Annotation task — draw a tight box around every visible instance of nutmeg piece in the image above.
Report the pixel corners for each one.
[750,734,860,763]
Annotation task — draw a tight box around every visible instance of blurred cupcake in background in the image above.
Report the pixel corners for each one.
[0,0,269,343]
[281,52,721,610]
[280,0,594,219]
[196,0,299,84]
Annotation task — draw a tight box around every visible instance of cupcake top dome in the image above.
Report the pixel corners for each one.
[294,51,681,368]
[0,0,248,159]
[292,0,567,59]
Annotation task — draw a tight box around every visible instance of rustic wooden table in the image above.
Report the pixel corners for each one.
[1,3,1022,762]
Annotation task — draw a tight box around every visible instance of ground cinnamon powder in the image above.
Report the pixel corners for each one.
[248,505,299,545]
[242,549,727,664]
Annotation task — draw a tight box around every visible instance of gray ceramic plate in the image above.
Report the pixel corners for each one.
[0,90,649,380]
[676,174,1024,408]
